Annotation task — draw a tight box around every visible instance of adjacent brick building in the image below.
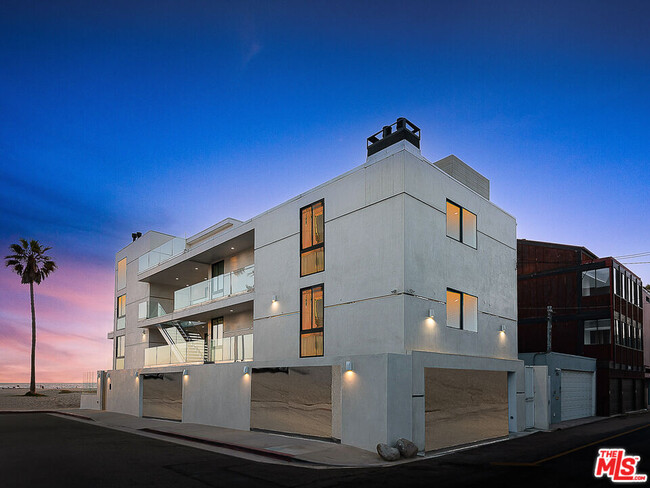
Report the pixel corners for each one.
[517,239,645,416]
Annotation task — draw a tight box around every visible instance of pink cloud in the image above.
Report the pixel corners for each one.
[0,255,114,383]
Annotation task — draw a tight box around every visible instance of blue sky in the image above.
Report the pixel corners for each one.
[0,0,648,380]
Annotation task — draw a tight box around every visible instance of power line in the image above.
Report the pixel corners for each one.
[614,251,650,259]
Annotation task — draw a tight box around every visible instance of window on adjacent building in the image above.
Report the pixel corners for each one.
[300,285,324,357]
[581,267,610,296]
[300,200,324,276]
[446,201,477,248]
[115,335,125,369]
[117,258,127,290]
[116,294,126,330]
[446,289,478,332]
[584,319,611,345]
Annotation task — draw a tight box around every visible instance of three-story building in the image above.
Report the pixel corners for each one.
[103,119,525,452]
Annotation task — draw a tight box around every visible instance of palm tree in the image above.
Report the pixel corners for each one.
[5,239,57,395]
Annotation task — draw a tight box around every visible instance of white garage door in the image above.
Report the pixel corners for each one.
[561,370,594,421]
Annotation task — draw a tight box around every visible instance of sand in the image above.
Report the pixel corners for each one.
[0,388,89,411]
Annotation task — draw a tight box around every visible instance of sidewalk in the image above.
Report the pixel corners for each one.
[55,409,398,468]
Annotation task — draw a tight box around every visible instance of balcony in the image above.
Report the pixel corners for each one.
[143,333,253,367]
[138,237,186,273]
[138,298,174,320]
[174,265,254,311]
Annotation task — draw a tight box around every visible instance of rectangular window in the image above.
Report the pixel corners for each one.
[300,285,324,357]
[584,319,611,345]
[300,201,324,276]
[581,267,610,296]
[115,335,125,369]
[446,200,477,248]
[116,294,126,330]
[446,289,478,332]
[117,258,127,290]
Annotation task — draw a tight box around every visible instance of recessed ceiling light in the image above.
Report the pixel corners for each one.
[230,309,234,312]
[194,267,198,270]
[175,277,179,280]
[231,247,235,250]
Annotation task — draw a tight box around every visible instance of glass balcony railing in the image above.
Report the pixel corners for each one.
[211,333,253,362]
[144,341,205,367]
[138,237,186,273]
[143,333,253,366]
[174,265,254,311]
[138,299,173,320]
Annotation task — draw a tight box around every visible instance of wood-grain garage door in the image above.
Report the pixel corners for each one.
[142,372,182,421]
[425,368,509,451]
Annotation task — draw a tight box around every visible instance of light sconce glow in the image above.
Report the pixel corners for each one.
[344,360,354,373]
[243,366,250,375]
[271,295,277,303]
[499,325,506,334]
[182,369,189,377]
[428,308,435,319]
[134,371,139,378]
[106,372,110,379]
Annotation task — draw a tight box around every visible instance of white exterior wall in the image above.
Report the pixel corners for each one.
[106,136,523,452]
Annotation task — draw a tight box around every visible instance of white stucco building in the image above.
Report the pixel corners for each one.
[99,118,525,452]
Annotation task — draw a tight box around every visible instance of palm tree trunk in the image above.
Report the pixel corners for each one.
[29,281,36,394]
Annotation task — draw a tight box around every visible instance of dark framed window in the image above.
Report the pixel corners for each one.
[584,319,611,345]
[300,200,324,276]
[446,200,477,248]
[117,258,126,290]
[115,335,125,369]
[300,284,324,357]
[116,294,126,330]
[446,288,478,332]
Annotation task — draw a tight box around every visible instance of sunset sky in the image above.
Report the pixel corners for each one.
[1,0,649,382]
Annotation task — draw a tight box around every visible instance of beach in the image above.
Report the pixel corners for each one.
[0,388,89,411]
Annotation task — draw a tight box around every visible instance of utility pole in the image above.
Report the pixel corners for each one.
[546,305,553,353]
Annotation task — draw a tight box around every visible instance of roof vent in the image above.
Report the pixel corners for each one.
[367,117,420,156]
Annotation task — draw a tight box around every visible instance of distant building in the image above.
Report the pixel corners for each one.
[642,288,650,404]
[517,240,645,417]
[97,118,526,453]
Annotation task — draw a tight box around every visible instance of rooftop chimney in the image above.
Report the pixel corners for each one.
[367,117,420,157]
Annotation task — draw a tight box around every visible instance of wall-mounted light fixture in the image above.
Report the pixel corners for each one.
[243,366,250,375]
[106,372,111,379]
[182,369,189,377]
[344,360,354,373]
[428,308,435,319]
[134,371,139,378]
[499,325,506,333]
[271,295,277,303]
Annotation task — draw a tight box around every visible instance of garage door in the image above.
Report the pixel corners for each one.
[142,372,183,421]
[251,366,335,440]
[425,368,509,451]
[560,370,593,421]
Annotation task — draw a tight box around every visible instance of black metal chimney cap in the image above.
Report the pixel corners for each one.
[367,117,420,156]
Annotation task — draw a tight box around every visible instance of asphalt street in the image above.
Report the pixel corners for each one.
[0,412,648,488]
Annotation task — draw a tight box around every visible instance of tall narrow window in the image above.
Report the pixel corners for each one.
[446,289,478,332]
[300,285,324,357]
[446,200,477,248]
[117,258,126,290]
[116,294,126,330]
[115,335,125,369]
[300,200,324,276]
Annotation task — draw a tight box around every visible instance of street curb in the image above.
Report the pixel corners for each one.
[139,427,321,465]
[0,410,95,421]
